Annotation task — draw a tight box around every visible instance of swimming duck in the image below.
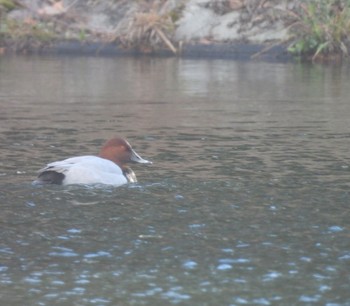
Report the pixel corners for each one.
[34,137,151,186]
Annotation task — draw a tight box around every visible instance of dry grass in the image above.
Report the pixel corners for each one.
[114,1,179,54]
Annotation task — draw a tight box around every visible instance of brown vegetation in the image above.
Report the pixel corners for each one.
[0,0,349,60]
[108,0,183,55]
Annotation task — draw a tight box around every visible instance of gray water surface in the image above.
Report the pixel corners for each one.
[1,56,350,305]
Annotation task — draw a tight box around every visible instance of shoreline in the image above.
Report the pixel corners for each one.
[6,39,294,63]
[2,0,347,62]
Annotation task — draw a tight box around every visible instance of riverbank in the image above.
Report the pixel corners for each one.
[0,0,348,61]
[28,40,290,62]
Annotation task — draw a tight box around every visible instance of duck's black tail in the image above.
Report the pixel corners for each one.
[34,171,65,185]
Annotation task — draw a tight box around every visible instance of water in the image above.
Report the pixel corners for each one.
[1,55,350,305]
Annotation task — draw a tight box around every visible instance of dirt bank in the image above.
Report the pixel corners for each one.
[0,0,314,61]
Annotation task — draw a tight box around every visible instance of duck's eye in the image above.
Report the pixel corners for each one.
[119,145,130,152]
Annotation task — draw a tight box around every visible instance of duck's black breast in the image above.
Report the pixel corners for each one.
[37,171,65,185]
[123,167,137,183]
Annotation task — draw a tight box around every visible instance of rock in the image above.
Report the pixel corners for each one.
[175,0,292,43]
[175,2,217,40]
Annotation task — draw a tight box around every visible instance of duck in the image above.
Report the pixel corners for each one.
[34,137,152,186]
